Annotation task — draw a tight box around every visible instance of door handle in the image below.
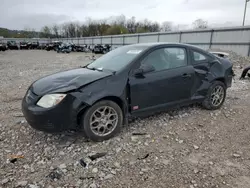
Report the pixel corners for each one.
[182,73,191,78]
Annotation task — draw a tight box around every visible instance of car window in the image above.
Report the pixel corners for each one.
[141,47,187,72]
[192,51,208,64]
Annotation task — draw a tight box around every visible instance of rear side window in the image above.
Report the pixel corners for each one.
[192,50,208,64]
[141,47,187,72]
[164,48,186,62]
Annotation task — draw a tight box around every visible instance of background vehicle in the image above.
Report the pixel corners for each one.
[20,42,30,50]
[71,43,87,52]
[92,44,111,54]
[37,43,46,50]
[82,45,90,52]
[45,41,62,51]
[22,43,234,142]
[30,42,40,49]
[7,41,19,50]
[0,43,7,51]
[57,43,72,53]
[75,45,85,52]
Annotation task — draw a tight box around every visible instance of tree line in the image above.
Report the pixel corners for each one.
[0,15,208,39]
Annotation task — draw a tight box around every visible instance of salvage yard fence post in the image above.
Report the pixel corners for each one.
[209,29,214,49]
[248,43,250,56]
[179,32,182,43]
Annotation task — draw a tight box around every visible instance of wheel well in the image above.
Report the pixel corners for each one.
[76,96,125,126]
[95,96,124,111]
[215,77,226,87]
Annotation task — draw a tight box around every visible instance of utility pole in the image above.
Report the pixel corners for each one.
[243,0,249,26]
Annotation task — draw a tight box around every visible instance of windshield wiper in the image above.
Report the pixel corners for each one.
[85,66,103,72]
[85,66,116,74]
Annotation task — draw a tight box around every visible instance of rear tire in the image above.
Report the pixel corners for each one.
[81,100,123,142]
[202,81,226,110]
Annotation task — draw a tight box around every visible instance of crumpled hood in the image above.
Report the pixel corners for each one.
[31,68,112,96]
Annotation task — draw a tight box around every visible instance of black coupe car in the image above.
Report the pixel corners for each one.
[22,43,234,142]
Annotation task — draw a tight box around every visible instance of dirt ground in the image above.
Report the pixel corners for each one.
[1,50,250,188]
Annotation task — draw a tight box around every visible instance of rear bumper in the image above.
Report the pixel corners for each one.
[225,69,234,88]
[22,92,86,133]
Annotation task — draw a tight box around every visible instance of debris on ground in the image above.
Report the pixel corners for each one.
[132,132,148,136]
[88,152,107,161]
[8,155,24,163]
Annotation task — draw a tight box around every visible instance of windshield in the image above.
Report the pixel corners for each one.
[87,45,148,72]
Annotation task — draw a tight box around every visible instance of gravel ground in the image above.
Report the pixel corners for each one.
[1,50,250,188]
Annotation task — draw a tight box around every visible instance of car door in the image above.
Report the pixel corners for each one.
[129,46,196,113]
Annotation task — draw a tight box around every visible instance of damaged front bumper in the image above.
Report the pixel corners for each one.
[21,91,85,133]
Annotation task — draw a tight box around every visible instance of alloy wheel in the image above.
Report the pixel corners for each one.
[210,85,225,107]
[90,106,118,136]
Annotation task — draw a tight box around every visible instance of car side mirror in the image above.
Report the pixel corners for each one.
[134,64,155,77]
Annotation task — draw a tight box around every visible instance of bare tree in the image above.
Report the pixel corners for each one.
[89,22,99,36]
[192,19,208,29]
[23,27,37,38]
[97,19,110,36]
[80,24,89,37]
[40,15,167,37]
[135,19,160,33]
[84,18,99,36]
[60,22,78,37]
[126,16,137,33]
[149,21,160,32]
[136,19,150,33]
[75,23,81,37]
[67,23,77,37]
[161,21,173,32]
[52,24,59,38]
[108,14,126,26]
[40,26,51,38]
[115,14,126,26]
[61,24,68,37]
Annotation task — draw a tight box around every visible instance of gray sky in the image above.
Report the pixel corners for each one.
[0,0,249,30]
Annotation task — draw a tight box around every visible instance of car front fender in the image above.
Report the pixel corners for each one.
[73,75,128,106]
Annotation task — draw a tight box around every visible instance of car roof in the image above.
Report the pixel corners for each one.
[126,42,211,55]
[127,42,199,48]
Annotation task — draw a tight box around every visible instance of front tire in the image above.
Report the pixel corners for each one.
[202,81,226,110]
[81,100,123,142]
